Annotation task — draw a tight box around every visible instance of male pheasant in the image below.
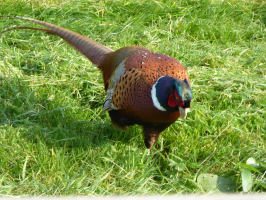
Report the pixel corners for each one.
[0,16,193,150]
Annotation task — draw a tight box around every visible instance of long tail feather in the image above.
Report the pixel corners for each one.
[0,27,51,34]
[0,15,114,66]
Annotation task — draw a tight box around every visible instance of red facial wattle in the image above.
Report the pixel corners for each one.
[168,90,184,108]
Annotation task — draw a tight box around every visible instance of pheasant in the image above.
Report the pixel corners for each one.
[0,16,193,150]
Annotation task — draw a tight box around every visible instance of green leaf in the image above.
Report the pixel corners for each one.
[241,168,253,192]
[175,163,186,171]
[168,159,186,171]
[197,173,236,193]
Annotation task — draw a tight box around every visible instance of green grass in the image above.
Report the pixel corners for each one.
[0,0,265,196]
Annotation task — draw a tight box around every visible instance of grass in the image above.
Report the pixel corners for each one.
[0,0,265,196]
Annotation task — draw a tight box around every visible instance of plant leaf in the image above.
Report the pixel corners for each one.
[175,163,186,171]
[197,173,236,193]
[241,168,253,192]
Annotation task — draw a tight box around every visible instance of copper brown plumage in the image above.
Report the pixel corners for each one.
[0,16,193,150]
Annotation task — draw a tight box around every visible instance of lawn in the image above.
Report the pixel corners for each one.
[0,0,265,196]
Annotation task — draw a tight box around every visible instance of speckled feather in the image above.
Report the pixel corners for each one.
[99,46,192,149]
[100,46,191,124]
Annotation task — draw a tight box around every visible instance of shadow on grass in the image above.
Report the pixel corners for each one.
[0,68,187,188]
[0,75,207,194]
[0,75,143,152]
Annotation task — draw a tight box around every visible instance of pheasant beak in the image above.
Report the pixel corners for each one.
[179,107,187,119]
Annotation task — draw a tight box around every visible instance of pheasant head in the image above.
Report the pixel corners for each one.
[151,76,193,119]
